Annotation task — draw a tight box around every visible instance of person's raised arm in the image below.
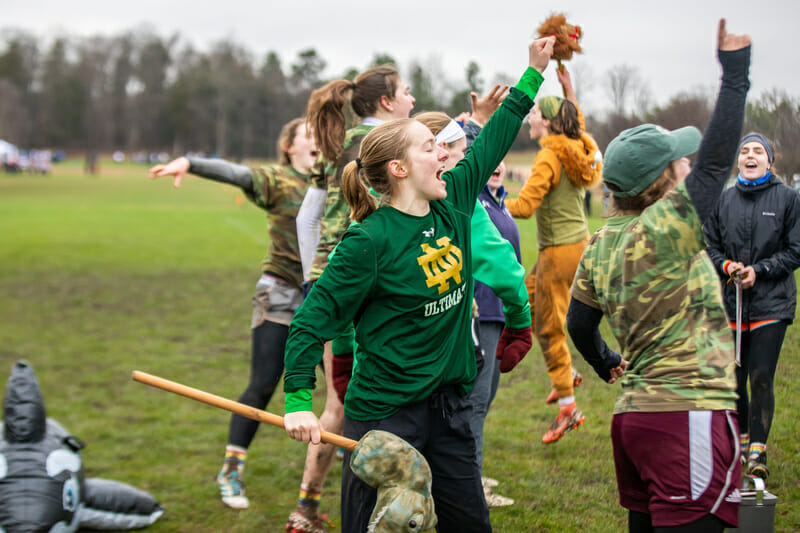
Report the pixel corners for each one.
[463,84,510,147]
[686,19,751,224]
[556,65,577,105]
[445,36,554,210]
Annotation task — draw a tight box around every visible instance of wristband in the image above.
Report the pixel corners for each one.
[285,389,313,414]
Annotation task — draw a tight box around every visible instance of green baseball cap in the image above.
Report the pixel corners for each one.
[603,124,702,198]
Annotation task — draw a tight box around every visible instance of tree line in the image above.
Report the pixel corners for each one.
[0,27,798,178]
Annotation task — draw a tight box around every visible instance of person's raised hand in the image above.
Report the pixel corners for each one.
[555,64,572,89]
[529,35,556,73]
[555,64,577,103]
[148,156,190,188]
[717,18,751,52]
[470,84,510,126]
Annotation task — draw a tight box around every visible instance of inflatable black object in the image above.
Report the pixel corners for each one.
[0,361,164,532]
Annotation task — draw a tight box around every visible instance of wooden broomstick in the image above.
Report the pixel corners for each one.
[537,13,584,98]
[131,370,357,450]
[132,370,438,530]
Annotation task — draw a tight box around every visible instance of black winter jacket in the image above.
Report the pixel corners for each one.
[705,175,800,323]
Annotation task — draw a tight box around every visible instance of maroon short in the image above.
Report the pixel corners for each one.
[611,410,741,527]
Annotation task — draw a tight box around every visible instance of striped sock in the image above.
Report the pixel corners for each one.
[740,434,749,457]
[748,442,766,460]
[223,445,247,473]
[298,484,321,512]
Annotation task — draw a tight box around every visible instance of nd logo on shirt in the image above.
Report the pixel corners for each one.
[417,236,463,294]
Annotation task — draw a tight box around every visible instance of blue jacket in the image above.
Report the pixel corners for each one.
[474,184,523,323]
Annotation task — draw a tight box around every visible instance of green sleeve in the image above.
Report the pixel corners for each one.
[515,67,545,102]
[284,227,375,394]
[285,389,313,414]
[443,69,541,214]
[470,201,531,329]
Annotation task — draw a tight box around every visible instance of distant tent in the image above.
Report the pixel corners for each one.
[0,139,19,159]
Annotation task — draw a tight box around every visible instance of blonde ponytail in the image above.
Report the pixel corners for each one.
[342,161,377,223]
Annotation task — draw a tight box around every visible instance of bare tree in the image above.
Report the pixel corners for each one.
[605,64,640,116]
[0,79,27,143]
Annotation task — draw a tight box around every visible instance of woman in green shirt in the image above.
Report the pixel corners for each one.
[283,36,554,533]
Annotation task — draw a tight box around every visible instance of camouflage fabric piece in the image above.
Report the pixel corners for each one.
[308,125,374,281]
[247,165,309,289]
[350,430,437,533]
[570,182,737,414]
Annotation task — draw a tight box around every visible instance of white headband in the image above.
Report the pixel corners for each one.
[435,120,465,145]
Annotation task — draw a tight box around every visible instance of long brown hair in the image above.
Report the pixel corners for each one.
[276,118,306,166]
[342,119,414,222]
[306,64,400,163]
[548,100,581,139]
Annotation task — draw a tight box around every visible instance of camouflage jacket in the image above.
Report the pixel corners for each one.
[308,124,374,280]
[571,182,737,414]
[248,165,310,289]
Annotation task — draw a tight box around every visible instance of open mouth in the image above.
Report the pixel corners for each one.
[310,150,319,159]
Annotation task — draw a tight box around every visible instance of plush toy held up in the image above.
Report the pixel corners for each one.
[537,13,583,61]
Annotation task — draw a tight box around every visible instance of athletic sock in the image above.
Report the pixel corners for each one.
[223,444,247,473]
[558,400,577,414]
[740,434,749,457]
[297,484,321,517]
[748,442,766,460]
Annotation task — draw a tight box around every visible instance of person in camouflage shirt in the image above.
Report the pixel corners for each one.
[148,118,315,512]
[288,64,415,532]
[566,21,751,533]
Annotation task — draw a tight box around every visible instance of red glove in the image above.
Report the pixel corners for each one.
[495,326,532,373]
[331,352,354,403]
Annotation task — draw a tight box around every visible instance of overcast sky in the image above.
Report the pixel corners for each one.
[4,0,798,115]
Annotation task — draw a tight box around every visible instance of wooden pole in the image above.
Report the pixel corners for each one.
[131,370,357,451]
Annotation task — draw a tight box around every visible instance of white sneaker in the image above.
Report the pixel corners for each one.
[481,476,499,488]
[217,464,249,509]
[484,486,514,507]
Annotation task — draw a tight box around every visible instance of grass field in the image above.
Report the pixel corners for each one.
[1,158,797,532]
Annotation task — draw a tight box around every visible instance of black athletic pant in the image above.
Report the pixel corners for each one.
[227,319,288,448]
[736,321,787,445]
[341,386,490,533]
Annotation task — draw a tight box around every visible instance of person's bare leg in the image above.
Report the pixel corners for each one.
[289,342,344,525]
